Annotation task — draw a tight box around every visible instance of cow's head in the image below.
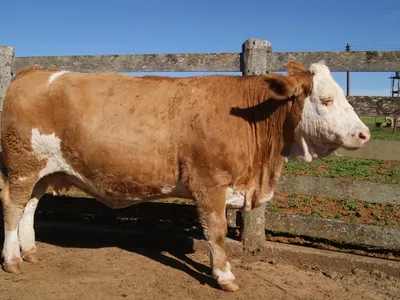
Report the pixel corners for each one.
[286,61,370,162]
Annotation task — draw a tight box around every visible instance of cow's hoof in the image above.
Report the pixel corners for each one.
[22,250,40,263]
[3,262,22,274]
[219,280,240,292]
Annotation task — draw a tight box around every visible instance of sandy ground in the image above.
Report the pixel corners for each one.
[1,238,399,300]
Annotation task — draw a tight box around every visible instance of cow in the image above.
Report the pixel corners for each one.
[385,116,400,128]
[0,61,370,292]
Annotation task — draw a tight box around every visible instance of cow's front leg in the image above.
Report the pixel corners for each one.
[195,188,239,292]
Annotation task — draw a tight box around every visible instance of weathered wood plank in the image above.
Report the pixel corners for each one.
[337,139,400,161]
[11,53,241,73]
[348,96,400,116]
[265,211,400,250]
[11,51,400,73]
[266,51,400,72]
[278,174,400,205]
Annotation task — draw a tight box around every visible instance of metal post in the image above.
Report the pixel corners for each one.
[346,43,351,96]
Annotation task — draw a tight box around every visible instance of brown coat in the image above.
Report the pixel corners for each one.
[0,61,314,291]
[1,64,310,210]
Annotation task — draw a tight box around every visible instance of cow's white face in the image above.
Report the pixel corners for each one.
[292,62,370,162]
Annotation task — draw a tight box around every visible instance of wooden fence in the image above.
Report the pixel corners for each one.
[0,39,399,257]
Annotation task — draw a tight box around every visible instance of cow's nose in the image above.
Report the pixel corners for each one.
[358,128,370,145]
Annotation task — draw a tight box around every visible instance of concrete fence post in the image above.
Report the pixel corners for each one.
[0,46,14,156]
[240,39,272,257]
[0,46,14,114]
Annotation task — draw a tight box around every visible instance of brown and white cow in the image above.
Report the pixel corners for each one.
[0,61,369,291]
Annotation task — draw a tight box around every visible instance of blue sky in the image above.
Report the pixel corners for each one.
[2,0,399,96]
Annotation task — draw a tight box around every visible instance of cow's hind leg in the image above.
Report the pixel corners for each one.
[19,179,48,263]
[2,177,36,273]
[195,188,239,292]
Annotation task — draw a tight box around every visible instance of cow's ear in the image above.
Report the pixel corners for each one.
[285,61,313,97]
[294,72,313,96]
[262,73,298,100]
[286,61,307,76]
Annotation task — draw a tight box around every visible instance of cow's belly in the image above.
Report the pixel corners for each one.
[29,128,188,208]
[49,173,193,209]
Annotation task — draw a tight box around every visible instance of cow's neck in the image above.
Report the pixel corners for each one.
[247,89,299,201]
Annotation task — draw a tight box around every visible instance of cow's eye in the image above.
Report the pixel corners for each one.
[320,96,334,106]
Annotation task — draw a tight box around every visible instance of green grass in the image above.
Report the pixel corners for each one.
[270,192,400,229]
[283,116,400,183]
[310,211,325,218]
[361,116,400,141]
[284,156,400,184]
[340,199,361,212]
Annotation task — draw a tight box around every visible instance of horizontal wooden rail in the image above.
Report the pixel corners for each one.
[264,211,400,250]
[265,51,400,72]
[11,51,400,73]
[11,53,241,73]
[336,139,400,161]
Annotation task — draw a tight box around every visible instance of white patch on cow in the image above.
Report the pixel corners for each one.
[17,176,28,182]
[18,198,39,252]
[260,191,274,204]
[161,185,174,194]
[2,229,20,263]
[47,70,68,87]
[214,262,235,282]
[225,187,245,209]
[31,128,84,180]
[293,61,370,162]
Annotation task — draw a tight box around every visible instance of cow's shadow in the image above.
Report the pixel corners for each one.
[0,216,219,289]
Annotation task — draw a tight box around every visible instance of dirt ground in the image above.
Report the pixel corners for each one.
[1,238,399,300]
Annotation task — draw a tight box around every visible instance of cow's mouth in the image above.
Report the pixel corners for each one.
[310,143,339,159]
[290,137,340,162]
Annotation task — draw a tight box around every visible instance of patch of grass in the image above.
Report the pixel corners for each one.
[273,192,400,229]
[364,202,373,209]
[370,211,379,218]
[341,199,361,212]
[361,116,400,141]
[383,204,395,214]
[287,193,300,208]
[322,158,374,179]
[311,211,325,218]
[284,156,400,184]
[267,202,277,211]
[299,195,313,206]
[369,129,400,141]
